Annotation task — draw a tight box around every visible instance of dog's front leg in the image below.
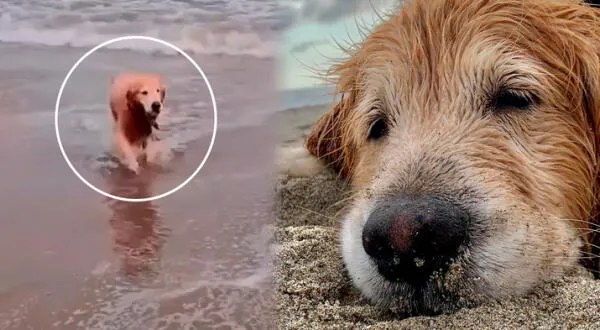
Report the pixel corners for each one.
[116,132,141,174]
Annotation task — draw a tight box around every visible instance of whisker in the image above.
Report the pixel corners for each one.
[580,250,600,258]
[584,241,600,252]
[560,218,600,229]
[577,228,600,237]
[295,205,339,223]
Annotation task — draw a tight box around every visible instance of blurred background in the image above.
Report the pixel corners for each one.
[278,0,398,110]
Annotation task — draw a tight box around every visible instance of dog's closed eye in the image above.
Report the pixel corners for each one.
[491,88,539,112]
[141,90,148,95]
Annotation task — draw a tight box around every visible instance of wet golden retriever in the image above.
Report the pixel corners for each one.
[109,72,166,174]
[299,0,600,315]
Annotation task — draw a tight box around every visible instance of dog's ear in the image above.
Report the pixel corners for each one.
[305,94,358,179]
[125,87,145,115]
[126,88,138,103]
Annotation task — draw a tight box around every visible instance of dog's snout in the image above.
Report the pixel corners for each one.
[362,196,470,284]
[151,102,161,113]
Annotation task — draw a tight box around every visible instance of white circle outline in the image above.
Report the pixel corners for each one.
[55,35,218,203]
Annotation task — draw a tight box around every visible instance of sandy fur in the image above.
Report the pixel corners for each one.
[302,0,600,314]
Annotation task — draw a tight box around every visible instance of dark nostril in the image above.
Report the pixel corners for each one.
[151,102,161,112]
[362,196,470,284]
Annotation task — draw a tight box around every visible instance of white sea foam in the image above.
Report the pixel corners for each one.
[0,0,280,58]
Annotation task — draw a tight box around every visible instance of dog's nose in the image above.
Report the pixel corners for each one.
[362,196,470,285]
[151,102,161,113]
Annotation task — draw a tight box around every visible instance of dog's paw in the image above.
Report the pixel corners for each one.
[276,146,327,177]
[126,160,141,174]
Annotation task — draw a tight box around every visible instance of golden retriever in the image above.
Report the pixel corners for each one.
[109,72,167,174]
[297,0,600,315]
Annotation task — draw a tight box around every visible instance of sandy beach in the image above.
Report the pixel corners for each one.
[274,104,600,329]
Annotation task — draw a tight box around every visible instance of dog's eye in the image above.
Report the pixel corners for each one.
[368,117,388,141]
[141,90,148,95]
[156,89,160,93]
[492,89,538,112]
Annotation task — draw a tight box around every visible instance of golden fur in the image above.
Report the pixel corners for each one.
[303,0,600,314]
[109,72,167,174]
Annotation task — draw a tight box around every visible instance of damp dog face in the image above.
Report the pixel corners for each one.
[127,78,166,120]
[306,0,600,314]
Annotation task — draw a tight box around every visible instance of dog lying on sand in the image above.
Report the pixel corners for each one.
[109,72,167,174]
[282,0,600,315]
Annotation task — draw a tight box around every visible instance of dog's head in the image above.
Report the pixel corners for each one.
[307,0,600,315]
[125,75,166,125]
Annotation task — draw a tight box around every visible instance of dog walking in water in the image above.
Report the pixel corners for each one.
[109,72,168,174]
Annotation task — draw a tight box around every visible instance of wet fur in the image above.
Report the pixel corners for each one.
[109,73,167,174]
[303,0,600,314]
[114,92,153,144]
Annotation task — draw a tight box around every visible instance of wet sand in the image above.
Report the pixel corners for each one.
[274,104,600,329]
[0,42,276,329]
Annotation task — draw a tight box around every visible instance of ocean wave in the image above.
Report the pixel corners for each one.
[279,86,334,111]
[0,9,277,58]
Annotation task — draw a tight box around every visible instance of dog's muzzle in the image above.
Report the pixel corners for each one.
[146,103,161,130]
[151,101,161,113]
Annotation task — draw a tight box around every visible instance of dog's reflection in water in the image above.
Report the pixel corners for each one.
[104,168,170,283]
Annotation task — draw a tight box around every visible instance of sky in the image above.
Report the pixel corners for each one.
[278,0,398,91]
